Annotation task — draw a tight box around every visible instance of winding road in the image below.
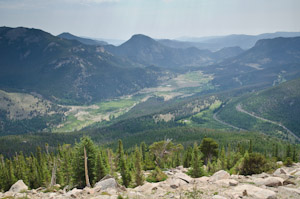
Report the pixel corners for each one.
[213,107,246,131]
[236,103,300,141]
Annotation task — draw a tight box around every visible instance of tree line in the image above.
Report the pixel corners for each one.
[0,136,298,192]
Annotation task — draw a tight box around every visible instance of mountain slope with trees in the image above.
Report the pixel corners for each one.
[0,27,170,104]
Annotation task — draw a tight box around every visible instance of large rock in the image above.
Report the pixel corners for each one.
[226,184,277,199]
[254,177,284,187]
[94,175,125,191]
[210,170,230,182]
[174,172,193,183]
[64,188,82,198]
[273,168,287,176]
[9,180,28,193]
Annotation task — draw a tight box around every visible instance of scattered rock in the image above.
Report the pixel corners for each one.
[276,161,283,166]
[273,168,287,175]
[254,177,283,187]
[65,188,82,198]
[227,184,277,199]
[9,180,28,193]
[210,170,230,182]
[174,172,192,183]
[283,179,296,185]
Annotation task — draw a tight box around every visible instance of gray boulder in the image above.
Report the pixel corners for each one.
[9,180,28,193]
[273,168,287,176]
[94,175,125,191]
[210,170,230,182]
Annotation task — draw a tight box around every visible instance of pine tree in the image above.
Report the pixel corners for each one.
[72,136,97,188]
[200,138,219,165]
[140,142,147,163]
[7,159,17,190]
[248,140,253,153]
[226,144,232,170]
[118,140,131,187]
[219,146,227,170]
[14,152,28,185]
[183,146,193,168]
[94,152,107,183]
[286,144,292,158]
[190,142,204,178]
[292,145,297,162]
[134,146,144,186]
[275,144,279,159]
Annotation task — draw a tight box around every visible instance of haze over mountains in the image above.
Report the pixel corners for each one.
[0,26,300,144]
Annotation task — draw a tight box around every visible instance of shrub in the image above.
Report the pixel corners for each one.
[240,152,268,175]
[284,157,293,167]
[146,167,167,183]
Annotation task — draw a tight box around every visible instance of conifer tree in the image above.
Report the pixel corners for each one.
[183,146,193,168]
[72,136,97,188]
[14,152,28,185]
[134,146,144,186]
[248,140,253,153]
[275,144,279,160]
[140,142,147,163]
[118,140,131,187]
[7,159,17,190]
[190,142,204,178]
[226,144,232,170]
[200,138,219,165]
[94,152,107,183]
[219,146,227,170]
[286,144,292,158]
[292,145,297,162]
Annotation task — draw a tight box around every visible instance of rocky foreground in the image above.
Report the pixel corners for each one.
[2,162,300,199]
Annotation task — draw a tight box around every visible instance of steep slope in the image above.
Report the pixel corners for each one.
[205,37,300,90]
[105,34,214,69]
[0,27,169,104]
[57,32,108,46]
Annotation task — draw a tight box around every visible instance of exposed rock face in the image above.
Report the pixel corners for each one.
[9,180,28,193]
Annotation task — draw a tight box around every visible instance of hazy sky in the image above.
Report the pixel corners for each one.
[0,0,299,40]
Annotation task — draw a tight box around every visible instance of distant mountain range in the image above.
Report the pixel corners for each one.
[205,36,300,90]
[1,26,300,105]
[105,34,244,69]
[0,27,169,104]
[164,32,300,51]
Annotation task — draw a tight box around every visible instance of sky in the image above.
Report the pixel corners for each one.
[0,0,300,40]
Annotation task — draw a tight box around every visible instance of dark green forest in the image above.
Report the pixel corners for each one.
[0,136,298,192]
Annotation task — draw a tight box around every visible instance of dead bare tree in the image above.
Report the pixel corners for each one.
[84,146,91,187]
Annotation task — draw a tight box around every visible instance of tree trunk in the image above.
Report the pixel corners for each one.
[50,160,57,187]
[84,146,91,187]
